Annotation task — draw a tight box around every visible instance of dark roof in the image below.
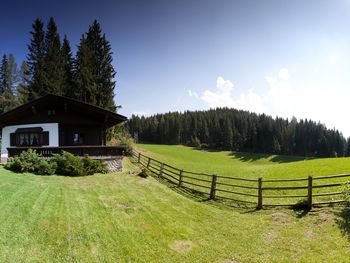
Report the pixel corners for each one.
[0,94,127,128]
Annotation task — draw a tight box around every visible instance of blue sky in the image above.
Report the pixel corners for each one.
[1,0,350,135]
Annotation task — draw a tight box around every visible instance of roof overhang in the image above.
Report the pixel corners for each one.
[0,94,127,129]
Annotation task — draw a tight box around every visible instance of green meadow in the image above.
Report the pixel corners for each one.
[137,144,350,180]
[0,146,350,262]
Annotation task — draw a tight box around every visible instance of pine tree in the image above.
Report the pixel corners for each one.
[84,20,116,111]
[27,18,46,99]
[7,54,18,94]
[0,54,9,95]
[16,61,31,104]
[74,36,97,104]
[0,54,17,113]
[61,35,76,98]
[43,17,65,95]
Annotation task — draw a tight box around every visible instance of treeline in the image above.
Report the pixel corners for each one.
[0,17,116,114]
[128,108,350,158]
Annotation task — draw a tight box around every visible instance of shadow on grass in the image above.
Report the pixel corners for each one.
[290,199,310,218]
[230,152,307,164]
[150,172,257,213]
[335,205,350,240]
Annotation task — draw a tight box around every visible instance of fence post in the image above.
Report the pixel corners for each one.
[138,152,141,163]
[147,158,151,168]
[159,163,164,177]
[178,169,184,187]
[210,174,217,199]
[308,175,313,210]
[257,177,263,209]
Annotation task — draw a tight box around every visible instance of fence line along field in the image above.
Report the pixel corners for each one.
[135,144,350,208]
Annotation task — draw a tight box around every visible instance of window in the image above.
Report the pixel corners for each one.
[73,132,84,144]
[19,132,40,146]
[9,127,49,147]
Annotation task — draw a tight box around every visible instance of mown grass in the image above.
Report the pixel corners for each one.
[136,144,350,206]
[137,144,350,179]
[0,152,350,262]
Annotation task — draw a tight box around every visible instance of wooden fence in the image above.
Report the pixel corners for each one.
[131,150,350,209]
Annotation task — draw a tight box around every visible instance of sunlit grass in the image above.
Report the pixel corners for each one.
[0,156,350,262]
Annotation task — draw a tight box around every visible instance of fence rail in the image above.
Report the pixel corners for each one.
[131,150,350,209]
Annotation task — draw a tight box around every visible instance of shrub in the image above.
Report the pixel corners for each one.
[138,168,150,178]
[107,125,134,155]
[5,150,110,176]
[343,182,350,205]
[82,155,108,175]
[4,149,41,173]
[52,151,85,176]
[35,159,57,175]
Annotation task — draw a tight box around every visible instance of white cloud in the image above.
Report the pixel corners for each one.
[200,77,234,108]
[278,68,289,80]
[187,90,199,99]
[188,69,350,136]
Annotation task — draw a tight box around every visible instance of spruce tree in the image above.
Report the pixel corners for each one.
[84,20,116,111]
[43,17,65,95]
[75,36,97,104]
[61,35,76,98]
[0,54,17,113]
[16,61,31,104]
[0,54,9,95]
[27,18,46,99]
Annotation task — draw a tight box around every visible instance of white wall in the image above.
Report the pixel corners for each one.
[1,123,59,158]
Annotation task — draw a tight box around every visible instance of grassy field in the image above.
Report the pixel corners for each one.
[0,149,350,262]
[136,144,350,206]
[136,144,350,180]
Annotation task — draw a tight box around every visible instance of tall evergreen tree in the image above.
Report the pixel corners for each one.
[27,18,46,99]
[16,61,31,104]
[74,36,97,104]
[79,20,116,111]
[0,54,17,113]
[61,35,76,97]
[0,54,9,95]
[43,17,65,95]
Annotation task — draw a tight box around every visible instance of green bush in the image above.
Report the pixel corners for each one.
[138,168,150,178]
[36,159,57,175]
[343,182,350,205]
[52,151,85,176]
[82,155,108,175]
[106,125,134,155]
[5,150,110,176]
[4,149,41,173]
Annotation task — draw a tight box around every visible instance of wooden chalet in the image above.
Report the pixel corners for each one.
[0,94,127,162]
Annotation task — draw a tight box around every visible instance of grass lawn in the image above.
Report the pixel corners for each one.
[136,144,350,180]
[0,151,350,262]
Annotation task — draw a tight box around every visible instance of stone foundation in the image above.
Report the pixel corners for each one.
[100,156,123,172]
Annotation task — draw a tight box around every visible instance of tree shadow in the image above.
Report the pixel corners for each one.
[150,172,257,213]
[230,152,306,164]
[335,206,350,240]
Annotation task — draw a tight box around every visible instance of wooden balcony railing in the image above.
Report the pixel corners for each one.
[7,145,126,158]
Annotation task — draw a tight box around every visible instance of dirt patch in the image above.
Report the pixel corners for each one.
[90,244,99,255]
[220,259,240,263]
[116,203,133,209]
[305,229,314,239]
[263,231,277,243]
[169,240,193,252]
[271,212,290,224]
[319,212,331,221]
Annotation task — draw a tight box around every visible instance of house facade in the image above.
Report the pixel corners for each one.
[0,94,127,162]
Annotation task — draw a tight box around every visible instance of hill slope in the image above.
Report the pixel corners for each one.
[0,158,349,262]
[137,144,350,180]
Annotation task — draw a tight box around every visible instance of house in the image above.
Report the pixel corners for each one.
[0,94,127,163]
